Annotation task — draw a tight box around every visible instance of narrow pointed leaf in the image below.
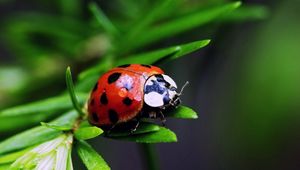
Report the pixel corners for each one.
[76,58,112,92]
[167,106,198,119]
[112,127,177,143]
[74,126,103,140]
[0,164,10,170]
[220,5,269,22]
[89,2,119,37]
[127,1,240,50]
[122,0,172,46]
[0,93,87,117]
[41,122,73,131]
[76,140,110,170]
[66,67,85,116]
[0,147,32,164]
[117,39,210,65]
[107,122,160,137]
[0,111,78,155]
[0,113,56,133]
[66,147,74,170]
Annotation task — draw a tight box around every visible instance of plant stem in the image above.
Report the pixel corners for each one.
[139,144,159,170]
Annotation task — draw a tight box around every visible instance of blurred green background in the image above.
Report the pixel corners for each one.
[0,0,299,169]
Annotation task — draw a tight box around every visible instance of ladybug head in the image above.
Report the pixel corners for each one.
[143,74,188,109]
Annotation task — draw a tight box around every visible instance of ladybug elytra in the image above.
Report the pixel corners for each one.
[87,64,187,129]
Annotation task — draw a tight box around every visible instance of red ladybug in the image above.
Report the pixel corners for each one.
[87,64,187,128]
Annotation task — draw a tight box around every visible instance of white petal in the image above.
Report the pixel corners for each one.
[35,135,66,154]
[55,145,68,170]
[35,152,55,170]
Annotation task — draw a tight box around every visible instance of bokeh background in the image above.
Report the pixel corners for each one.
[1,0,300,169]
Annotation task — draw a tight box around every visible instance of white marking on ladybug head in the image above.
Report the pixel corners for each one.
[168,90,177,99]
[145,76,155,86]
[144,92,165,107]
[162,74,177,89]
[144,74,183,108]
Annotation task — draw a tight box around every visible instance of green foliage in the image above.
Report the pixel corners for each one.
[0,93,87,117]
[76,140,110,170]
[0,111,78,155]
[89,2,119,37]
[118,2,241,53]
[116,39,211,66]
[113,127,177,143]
[0,147,32,164]
[66,67,85,116]
[222,5,269,22]
[40,122,73,131]
[107,122,160,137]
[167,106,198,119]
[74,126,103,140]
[0,0,268,169]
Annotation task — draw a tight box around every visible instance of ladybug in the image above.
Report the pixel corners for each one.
[87,64,187,129]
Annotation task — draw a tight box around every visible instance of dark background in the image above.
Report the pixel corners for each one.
[1,0,300,169]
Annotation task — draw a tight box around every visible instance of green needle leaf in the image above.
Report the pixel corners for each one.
[74,126,103,140]
[0,93,87,117]
[221,5,269,22]
[0,164,10,170]
[89,2,119,37]
[0,110,78,155]
[0,147,32,164]
[126,1,240,51]
[112,127,177,143]
[66,146,74,170]
[107,122,160,137]
[121,0,172,48]
[76,140,110,170]
[66,67,85,116]
[167,106,198,119]
[40,122,73,131]
[117,39,210,65]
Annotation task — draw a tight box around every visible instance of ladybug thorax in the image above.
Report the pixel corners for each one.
[144,74,179,108]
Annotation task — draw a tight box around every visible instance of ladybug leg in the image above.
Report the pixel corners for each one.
[158,110,166,126]
[130,120,140,134]
[106,124,117,134]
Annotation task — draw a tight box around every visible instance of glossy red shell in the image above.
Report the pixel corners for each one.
[88,64,164,126]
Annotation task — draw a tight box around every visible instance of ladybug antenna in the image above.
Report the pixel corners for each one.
[178,81,189,95]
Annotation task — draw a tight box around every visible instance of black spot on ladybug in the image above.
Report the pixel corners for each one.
[93,82,98,91]
[118,64,131,68]
[90,98,95,106]
[108,72,121,84]
[123,97,133,106]
[100,92,108,105]
[140,64,151,68]
[108,109,119,123]
[92,112,99,122]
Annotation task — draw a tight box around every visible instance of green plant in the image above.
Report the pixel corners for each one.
[0,1,268,169]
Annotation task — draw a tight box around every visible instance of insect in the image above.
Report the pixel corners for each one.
[87,64,188,131]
